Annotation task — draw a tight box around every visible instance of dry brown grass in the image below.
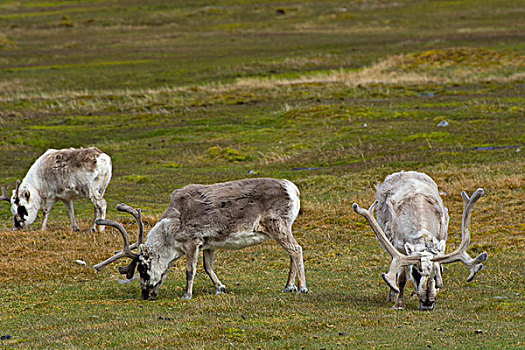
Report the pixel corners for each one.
[2,48,522,105]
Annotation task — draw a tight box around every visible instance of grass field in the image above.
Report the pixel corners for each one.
[0,0,524,348]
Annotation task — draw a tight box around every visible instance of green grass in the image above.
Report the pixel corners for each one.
[0,0,524,349]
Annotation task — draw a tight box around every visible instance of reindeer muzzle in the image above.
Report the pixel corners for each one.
[419,300,436,311]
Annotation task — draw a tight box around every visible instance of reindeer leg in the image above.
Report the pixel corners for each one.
[265,218,307,294]
[393,267,408,310]
[182,243,199,300]
[88,191,107,233]
[387,288,396,302]
[203,249,226,294]
[282,256,298,293]
[41,199,56,231]
[62,199,80,232]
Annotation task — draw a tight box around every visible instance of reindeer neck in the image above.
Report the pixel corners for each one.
[144,217,184,262]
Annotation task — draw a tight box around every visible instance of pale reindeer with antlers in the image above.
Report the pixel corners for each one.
[93,178,307,300]
[353,171,487,310]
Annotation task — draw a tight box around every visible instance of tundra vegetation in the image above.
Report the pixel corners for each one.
[0,0,523,349]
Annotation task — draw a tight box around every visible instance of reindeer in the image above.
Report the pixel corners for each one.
[1,147,112,232]
[353,171,487,310]
[93,178,308,300]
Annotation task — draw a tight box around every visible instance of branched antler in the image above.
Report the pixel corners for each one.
[353,202,420,293]
[14,180,20,200]
[93,204,144,278]
[433,188,488,282]
[0,186,10,202]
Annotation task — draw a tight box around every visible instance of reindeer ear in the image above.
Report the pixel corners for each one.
[437,240,446,253]
[404,242,415,255]
[139,244,149,257]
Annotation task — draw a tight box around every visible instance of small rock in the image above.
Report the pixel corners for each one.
[74,259,87,266]
[247,169,258,175]
[475,329,483,334]
[338,332,345,336]
[516,148,521,153]
[0,335,11,341]
[436,120,449,127]
[361,123,367,127]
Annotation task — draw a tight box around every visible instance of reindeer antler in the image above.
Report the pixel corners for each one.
[353,202,420,293]
[14,180,20,200]
[0,186,10,202]
[93,204,144,278]
[433,188,487,282]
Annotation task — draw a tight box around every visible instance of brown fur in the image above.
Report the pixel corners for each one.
[160,178,293,244]
[42,147,103,178]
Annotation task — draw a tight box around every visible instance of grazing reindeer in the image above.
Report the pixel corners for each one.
[94,178,308,300]
[353,171,487,310]
[1,147,112,232]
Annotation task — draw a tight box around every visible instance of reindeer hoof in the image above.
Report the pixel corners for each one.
[181,293,192,300]
[296,287,308,294]
[72,227,80,232]
[281,284,297,293]
[215,285,226,294]
[392,303,406,310]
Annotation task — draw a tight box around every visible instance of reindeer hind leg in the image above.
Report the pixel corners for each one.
[263,217,307,294]
[203,249,226,294]
[62,199,80,232]
[88,190,107,233]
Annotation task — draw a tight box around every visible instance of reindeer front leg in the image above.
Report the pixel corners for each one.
[203,249,226,294]
[393,267,408,310]
[182,243,200,300]
[41,199,56,231]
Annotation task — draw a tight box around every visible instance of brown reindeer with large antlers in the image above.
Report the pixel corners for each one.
[353,171,487,310]
[94,178,307,301]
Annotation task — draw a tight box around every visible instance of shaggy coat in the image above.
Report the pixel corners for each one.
[10,147,112,232]
[95,178,307,301]
[374,171,449,310]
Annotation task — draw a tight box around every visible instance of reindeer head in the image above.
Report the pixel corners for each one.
[404,238,446,311]
[94,204,174,300]
[135,243,174,301]
[1,181,37,230]
[353,188,487,311]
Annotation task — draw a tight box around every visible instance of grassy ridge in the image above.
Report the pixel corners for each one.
[0,0,524,349]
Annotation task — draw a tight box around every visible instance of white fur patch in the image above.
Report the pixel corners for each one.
[282,179,300,222]
[203,231,269,250]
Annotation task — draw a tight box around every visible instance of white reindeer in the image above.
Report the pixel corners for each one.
[1,147,112,232]
[353,171,487,310]
[93,178,308,300]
